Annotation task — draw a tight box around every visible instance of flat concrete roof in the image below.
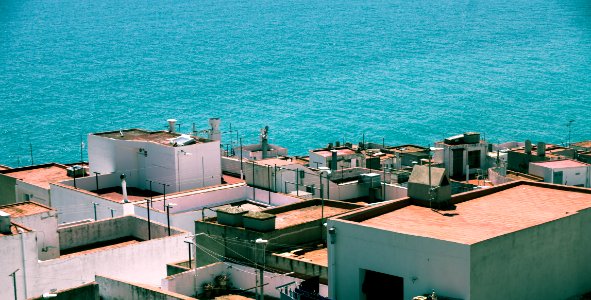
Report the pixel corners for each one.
[275,247,328,267]
[531,159,590,169]
[2,164,71,189]
[337,181,591,245]
[264,199,364,229]
[0,201,54,218]
[93,129,211,146]
[312,148,357,158]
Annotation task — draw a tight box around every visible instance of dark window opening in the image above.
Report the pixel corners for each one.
[362,270,403,300]
[468,150,481,168]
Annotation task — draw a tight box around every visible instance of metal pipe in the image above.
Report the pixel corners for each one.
[146,198,151,240]
[9,269,18,300]
[166,205,171,236]
[19,228,28,299]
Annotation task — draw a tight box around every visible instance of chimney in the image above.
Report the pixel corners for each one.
[0,210,11,234]
[167,119,177,133]
[208,118,221,141]
[335,141,341,147]
[120,174,129,203]
[330,150,338,171]
[525,140,532,154]
[537,142,546,157]
[327,143,333,150]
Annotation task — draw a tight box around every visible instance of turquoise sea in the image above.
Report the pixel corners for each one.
[1,0,590,166]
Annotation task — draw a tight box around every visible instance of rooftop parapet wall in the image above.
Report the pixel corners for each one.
[59,216,185,250]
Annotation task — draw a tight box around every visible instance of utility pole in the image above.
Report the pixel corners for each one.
[9,269,19,300]
[184,240,192,269]
[240,137,244,179]
[161,183,170,207]
[146,198,152,240]
[568,120,575,148]
[165,203,176,236]
[92,202,99,221]
[29,143,34,165]
[256,239,268,300]
[93,172,101,191]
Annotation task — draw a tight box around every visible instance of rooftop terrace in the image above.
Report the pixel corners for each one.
[93,129,210,146]
[531,159,590,169]
[338,181,591,245]
[0,201,54,218]
[1,164,72,189]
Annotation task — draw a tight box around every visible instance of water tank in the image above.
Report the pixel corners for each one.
[444,134,465,145]
[463,132,481,144]
[525,140,532,154]
[537,142,546,157]
[0,210,11,234]
[167,119,177,133]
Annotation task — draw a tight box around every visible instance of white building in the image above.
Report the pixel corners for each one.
[0,201,59,260]
[435,132,488,179]
[308,147,363,169]
[529,159,591,187]
[0,213,187,300]
[327,181,591,299]
[0,163,83,206]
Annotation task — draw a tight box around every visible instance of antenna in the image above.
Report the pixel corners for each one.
[567,120,575,148]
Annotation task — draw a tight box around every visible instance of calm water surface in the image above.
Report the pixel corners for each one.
[1,0,590,166]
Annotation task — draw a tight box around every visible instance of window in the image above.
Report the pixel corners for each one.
[468,150,481,168]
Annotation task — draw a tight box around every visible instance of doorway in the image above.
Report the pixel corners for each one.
[361,269,403,300]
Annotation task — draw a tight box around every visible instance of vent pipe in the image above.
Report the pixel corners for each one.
[167,119,177,133]
[330,150,338,171]
[120,174,129,203]
[0,210,11,234]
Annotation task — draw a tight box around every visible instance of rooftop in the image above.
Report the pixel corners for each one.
[1,164,72,189]
[275,247,328,267]
[338,181,591,245]
[311,147,358,158]
[0,164,11,171]
[93,129,210,146]
[264,199,363,229]
[0,201,54,218]
[385,144,429,154]
[572,141,591,149]
[531,159,590,169]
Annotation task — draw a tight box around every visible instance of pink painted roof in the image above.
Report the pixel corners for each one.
[313,148,357,157]
[531,159,589,169]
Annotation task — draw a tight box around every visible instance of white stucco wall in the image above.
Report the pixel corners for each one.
[12,211,60,260]
[529,163,591,187]
[327,219,471,300]
[14,181,51,206]
[88,134,222,194]
[0,230,38,300]
[50,184,133,224]
[470,208,591,299]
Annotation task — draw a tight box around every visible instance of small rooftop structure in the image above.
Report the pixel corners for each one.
[530,159,590,169]
[337,181,591,245]
[311,147,357,158]
[407,165,451,204]
[92,129,210,147]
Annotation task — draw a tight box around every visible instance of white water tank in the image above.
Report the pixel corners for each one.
[208,118,221,141]
[167,119,177,133]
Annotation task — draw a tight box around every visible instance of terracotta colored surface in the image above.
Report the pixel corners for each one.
[5,165,70,189]
[223,174,246,184]
[361,185,591,244]
[0,202,53,217]
[276,248,328,266]
[275,205,349,229]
